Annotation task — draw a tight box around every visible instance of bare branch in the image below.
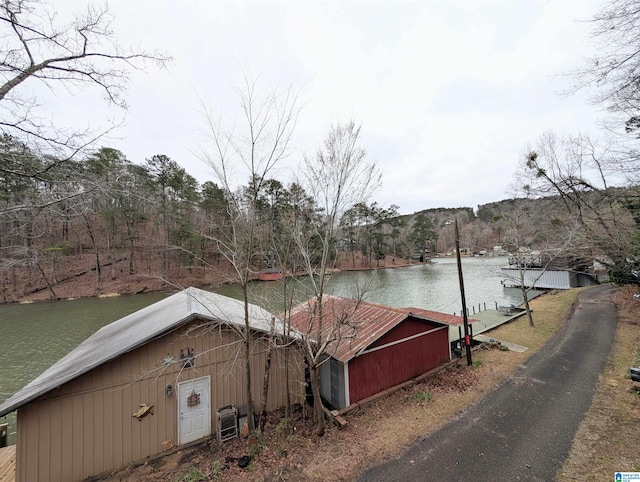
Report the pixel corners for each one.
[0,0,170,155]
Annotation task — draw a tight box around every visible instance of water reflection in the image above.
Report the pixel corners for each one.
[234,256,525,315]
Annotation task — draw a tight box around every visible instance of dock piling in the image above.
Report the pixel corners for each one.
[0,423,7,448]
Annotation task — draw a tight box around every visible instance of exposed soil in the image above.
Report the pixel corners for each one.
[2,252,418,304]
[1,251,196,303]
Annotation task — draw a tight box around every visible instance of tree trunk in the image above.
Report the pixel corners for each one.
[243,284,255,434]
[517,268,535,327]
[50,252,58,284]
[309,364,325,436]
[110,243,116,280]
[258,318,275,432]
[129,241,135,275]
[283,284,292,421]
[36,261,57,299]
[126,220,136,275]
[85,221,102,285]
[523,289,535,327]
[284,337,291,420]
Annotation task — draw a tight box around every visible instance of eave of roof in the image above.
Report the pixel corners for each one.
[0,287,293,418]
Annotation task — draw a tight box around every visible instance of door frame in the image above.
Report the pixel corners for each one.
[177,375,211,445]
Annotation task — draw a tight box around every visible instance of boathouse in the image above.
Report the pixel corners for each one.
[0,287,305,482]
[501,254,602,289]
[289,296,454,410]
[501,267,599,289]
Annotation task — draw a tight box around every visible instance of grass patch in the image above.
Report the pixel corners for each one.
[412,390,433,402]
[276,417,292,434]
[211,459,222,479]
[173,466,206,482]
[488,288,587,351]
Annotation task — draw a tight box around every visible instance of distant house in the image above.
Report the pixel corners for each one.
[0,287,305,482]
[289,296,455,410]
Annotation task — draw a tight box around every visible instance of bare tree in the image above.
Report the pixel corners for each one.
[515,131,638,282]
[196,71,301,433]
[248,179,316,427]
[293,121,381,436]
[573,0,640,118]
[499,204,580,326]
[569,0,640,186]
[0,0,169,211]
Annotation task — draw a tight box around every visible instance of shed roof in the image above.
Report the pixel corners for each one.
[403,307,480,326]
[0,287,288,417]
[288,296,466,363]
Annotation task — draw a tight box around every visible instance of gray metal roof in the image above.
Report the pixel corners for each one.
[0,287,288,418]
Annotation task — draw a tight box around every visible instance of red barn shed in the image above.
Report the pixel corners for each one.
[289,296,455,410]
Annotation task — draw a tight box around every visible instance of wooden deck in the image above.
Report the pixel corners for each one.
[0,445,15,482]
[448,308,528,343]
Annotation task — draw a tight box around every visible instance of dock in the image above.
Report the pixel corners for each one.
[448,307,527,344]
[0,445,15,482]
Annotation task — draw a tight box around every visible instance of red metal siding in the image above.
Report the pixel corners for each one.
[368,318,442,348]
[348,324,449,404]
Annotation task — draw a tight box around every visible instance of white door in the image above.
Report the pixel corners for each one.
[178,376,211,444]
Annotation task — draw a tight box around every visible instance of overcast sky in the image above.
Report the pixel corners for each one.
[54,0,607,214]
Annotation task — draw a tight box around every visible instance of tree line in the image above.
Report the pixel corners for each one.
[0,134,451,297]
[2,128,639,300]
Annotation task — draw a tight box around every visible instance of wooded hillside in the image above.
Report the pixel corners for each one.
[2,135,636,303]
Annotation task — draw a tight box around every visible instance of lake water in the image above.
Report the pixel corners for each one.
[0,256,520,443]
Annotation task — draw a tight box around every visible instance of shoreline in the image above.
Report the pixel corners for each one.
[5,257,434,305]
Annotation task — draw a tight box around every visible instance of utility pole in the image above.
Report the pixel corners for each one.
[454,218,472,366]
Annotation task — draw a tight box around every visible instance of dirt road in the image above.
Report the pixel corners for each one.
[358,284,618,481]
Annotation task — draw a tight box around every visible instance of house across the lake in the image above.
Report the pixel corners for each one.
[289,296,469,410]
[0,287,305,482]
